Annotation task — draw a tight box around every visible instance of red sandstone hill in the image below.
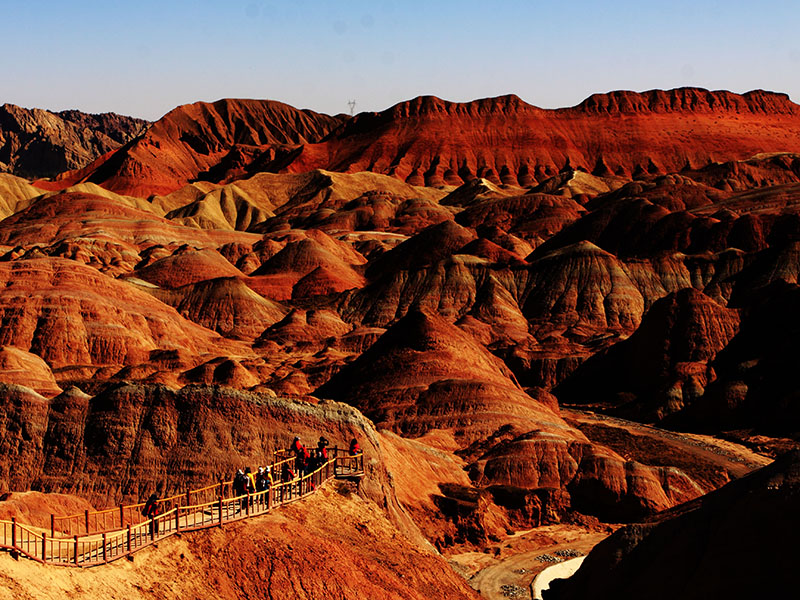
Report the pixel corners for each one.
[0,103,146,179]
[285,88,800,186]
[316,311,708,524]
[59,99,345,196]
[54,88,800,198]
[316,309,562,443]
[0,383,381,504]
[0,258,240,370]
[556,288,741,421]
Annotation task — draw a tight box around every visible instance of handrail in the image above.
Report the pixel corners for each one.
[0,450,364,567]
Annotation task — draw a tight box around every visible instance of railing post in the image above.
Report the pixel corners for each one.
[186,490,191,507]
[102,532,107,563]
[218,496,223,527]
[119,504,124,528]
[73,535,78,565]
[127,524,131,553]
[176,508,180,532]
[85,509,90,535]
[11,517,16,550]
[50,514,55,538]
[42,532,47,562]
[246,491,250,517]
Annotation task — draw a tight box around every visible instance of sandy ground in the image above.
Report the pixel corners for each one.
[0,534,195,600]
[531,557,584,600]
[448,525,610,600]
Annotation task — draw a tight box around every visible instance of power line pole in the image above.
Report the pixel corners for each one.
[347,100,356,116]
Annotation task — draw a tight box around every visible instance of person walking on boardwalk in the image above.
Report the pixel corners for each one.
[317,436,329,461]
[245,466,257,508]
[290,436,303,455]
[233,468,248,512]
[265,465,274,488]
[142,493,161,536]
[245,467,256,492]
[291,436,310,477]
[281,462,296,501]
[299,444,311,477]
[349,438,362,474]
[256,466,268,492]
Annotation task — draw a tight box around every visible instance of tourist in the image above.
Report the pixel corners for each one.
[233,468,248,512]
[317,436,329,461]
[256,466,268,492]
[282,462,296,501]
[142,493,161,536]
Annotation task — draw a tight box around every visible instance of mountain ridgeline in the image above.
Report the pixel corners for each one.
[0,87,799,598]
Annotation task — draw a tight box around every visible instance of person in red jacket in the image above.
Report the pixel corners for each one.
[142,493,161,536]
[290,436,303,454]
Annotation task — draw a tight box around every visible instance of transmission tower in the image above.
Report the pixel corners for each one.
[347,99,357,116]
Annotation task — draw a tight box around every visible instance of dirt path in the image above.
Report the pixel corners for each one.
[448,525,609,600]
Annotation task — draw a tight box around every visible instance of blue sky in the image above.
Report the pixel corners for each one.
[2,0,798,120]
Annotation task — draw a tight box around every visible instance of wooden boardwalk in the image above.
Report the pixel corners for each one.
[0,448,364,567]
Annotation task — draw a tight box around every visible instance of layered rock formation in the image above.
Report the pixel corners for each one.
[61,99,345,196]
[1,89,798,572]
[52,88,800,197]
[317,310,561,443]
[0,382,380,505]
[280,90,800,187]
[546,450,800,600]
[0,258,235,370]
[0,103,146,178]
[317,311,707,525]
[556,288,741,421]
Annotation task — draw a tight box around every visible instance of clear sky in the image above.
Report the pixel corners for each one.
[2,0,798,120]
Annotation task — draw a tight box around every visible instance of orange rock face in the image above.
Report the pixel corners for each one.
[59,99,344,196]
[288,89,800,186]
[317,310,564,443]
[1,89,799,570]
[53,89,800,198]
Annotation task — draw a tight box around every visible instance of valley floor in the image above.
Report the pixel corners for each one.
[449,524,610,600]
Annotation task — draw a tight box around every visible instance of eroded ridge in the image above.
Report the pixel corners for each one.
[0,448,364,567]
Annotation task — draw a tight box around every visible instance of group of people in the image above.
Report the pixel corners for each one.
[288,435,332,478]
[142,436,363,526]
[230,436,362,506]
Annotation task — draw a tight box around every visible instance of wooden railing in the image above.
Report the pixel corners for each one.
[0,448,364,567]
